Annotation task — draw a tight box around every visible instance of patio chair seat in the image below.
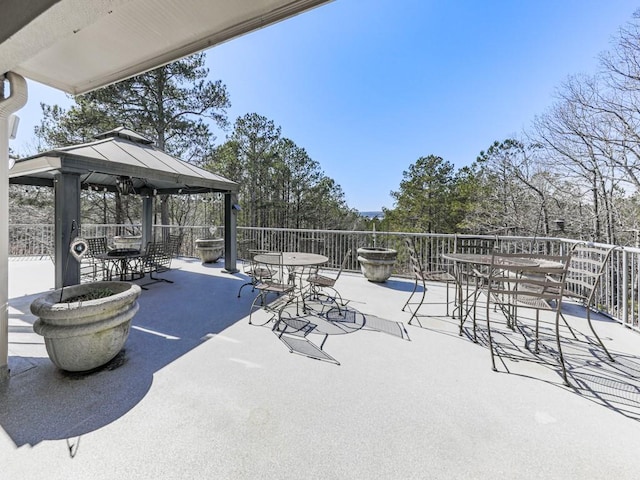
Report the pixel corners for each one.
[306,273,335,287]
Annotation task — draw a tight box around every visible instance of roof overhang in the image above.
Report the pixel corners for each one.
[0,0,332,95]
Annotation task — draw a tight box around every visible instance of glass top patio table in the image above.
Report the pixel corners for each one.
[252,252,328,267]
[252,252,330,314]
[441,253,540,268]
[441,253,543,340]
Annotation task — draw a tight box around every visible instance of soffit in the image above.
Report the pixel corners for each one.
[0,0,331,94]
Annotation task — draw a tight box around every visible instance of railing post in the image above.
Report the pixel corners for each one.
[622,250,629,327]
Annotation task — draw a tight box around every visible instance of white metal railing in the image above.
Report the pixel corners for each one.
[9,224,640,332]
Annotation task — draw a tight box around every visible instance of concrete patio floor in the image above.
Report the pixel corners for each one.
[3,256,640,479]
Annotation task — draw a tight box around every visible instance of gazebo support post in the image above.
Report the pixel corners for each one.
[0,72,27,383]
[141,195,153,250]
[54,172,81,288]
[223,192,238,273]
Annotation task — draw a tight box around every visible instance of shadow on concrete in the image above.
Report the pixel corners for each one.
[2,260,253,447]
[456,302,640,421]
[364,278,416,293]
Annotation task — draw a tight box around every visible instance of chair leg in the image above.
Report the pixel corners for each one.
[402,279,419,312]
[485,296,497,372]
[468,277,481,342]
[305,285,342,317]
[408,287,427,326]
[585,309,615,362]
[237,280,255,298]
[559,306,613,361]
[558,309,579,340]
[534,310,540,353]
[555,311,571,387]
[445,281,451,317]
[249,292,272,326]
[326,286,347,313]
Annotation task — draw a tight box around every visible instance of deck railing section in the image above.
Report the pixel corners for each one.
[9,224,640,331]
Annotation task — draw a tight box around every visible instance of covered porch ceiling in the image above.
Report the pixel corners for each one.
[0,0,332,95]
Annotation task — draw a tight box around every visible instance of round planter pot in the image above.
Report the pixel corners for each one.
[357,247,398,283]
[31,281,142,372]
[195,238,224,263]
[113,235,142,251]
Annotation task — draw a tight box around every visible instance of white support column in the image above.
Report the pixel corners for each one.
[0,72,28,383]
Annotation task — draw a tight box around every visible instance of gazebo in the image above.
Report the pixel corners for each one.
[0,0,332,383]
[10,126,240,287]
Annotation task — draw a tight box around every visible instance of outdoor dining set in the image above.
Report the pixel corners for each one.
[241,248,372,365]
[402,236,616,387]
[237,237,616,386]
[79,231,617,385]
[83,234,181,288]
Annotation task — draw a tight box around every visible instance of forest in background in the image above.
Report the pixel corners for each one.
[10,10,640,246]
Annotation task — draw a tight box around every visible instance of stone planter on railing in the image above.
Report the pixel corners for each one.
[357,247,397,282]
[195,238,224,263]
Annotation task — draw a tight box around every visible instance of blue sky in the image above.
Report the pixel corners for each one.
[11,0,638,211]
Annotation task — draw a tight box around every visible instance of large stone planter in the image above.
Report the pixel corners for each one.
[31,281,141,372]
[357,247,398,282]
[195,238,224,263]
[113,235,142,251]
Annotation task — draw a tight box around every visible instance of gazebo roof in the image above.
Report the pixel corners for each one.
[9,127,238,195]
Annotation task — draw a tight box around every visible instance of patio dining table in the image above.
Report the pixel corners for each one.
[253,252,328,284]
[96,248,144,281]
[253,251,328,301]
[253,252,329,268]
[442,253,541,339]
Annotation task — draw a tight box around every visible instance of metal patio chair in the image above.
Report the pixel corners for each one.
[237,249,275,298]
[561,243,617,362]
[401,237,455,325]
[452,234,498,323]
[305,248,351,311]
[139,240,175,288]
[248,252,295,326]
[485,251,572,386]
[82,236,110,281]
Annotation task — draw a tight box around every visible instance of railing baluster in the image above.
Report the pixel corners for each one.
[10,223,640,332]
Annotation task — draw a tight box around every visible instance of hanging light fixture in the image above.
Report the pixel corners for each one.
[116,176,134,195]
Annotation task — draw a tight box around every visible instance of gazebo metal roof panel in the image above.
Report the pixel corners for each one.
[9,129,238,194]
